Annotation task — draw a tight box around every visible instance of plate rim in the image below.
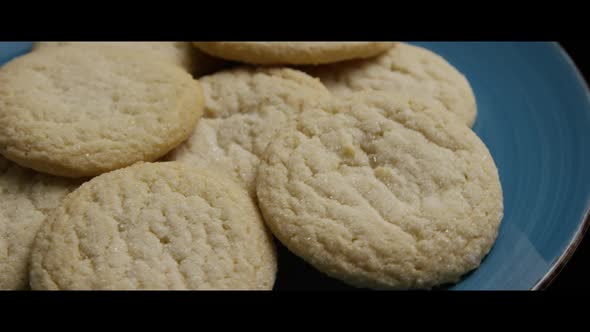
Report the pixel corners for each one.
[531,42,590,290]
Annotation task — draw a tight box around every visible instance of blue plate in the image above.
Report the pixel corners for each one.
[1,42,589,290]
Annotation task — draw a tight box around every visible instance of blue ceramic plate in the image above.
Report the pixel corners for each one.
[1,42,589,290]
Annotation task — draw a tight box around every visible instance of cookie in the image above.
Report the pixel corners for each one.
[29,162,277,290]
[256,92,503,289]
[166,67,331,196]
[32,42,229,76]
[0,45,204,178]
[304,43,477,127]
[0,155,81,289]
[193,42,395,65]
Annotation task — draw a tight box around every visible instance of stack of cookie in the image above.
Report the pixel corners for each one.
[0,42,503,290]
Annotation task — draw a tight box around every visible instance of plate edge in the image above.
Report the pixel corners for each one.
[531,42,590,290]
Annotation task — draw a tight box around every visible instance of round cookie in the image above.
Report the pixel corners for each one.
[0,45,204,178]
[30,162,277,290]
[166,67,331,196]
[304,43,477,127]
[0,155,81,290]
[193,42,395,65]
[256,92,503,289]
[32,42,229,76]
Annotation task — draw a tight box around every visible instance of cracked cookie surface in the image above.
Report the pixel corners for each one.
[0,45,204,177]
[0,155,81,289]
[256,92,503,289]
[30,162,277,290]
[166,67,331,196]
[304,43,477,127]
[194,42,395,65]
